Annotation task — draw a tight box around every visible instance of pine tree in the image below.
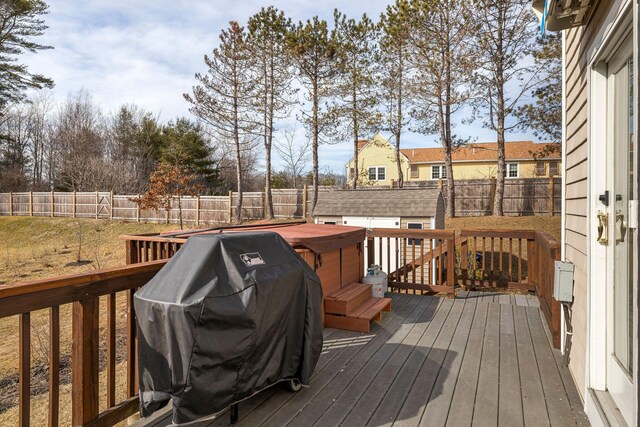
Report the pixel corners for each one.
[407,0,478,217]
[516,33,561,144]
[475,0,540,216]
[185,21,257,222]
[331,10,381,189]
[0,0,53,111]
[380,0,411,188]
[286,17,338,214]
[247,7,297,219]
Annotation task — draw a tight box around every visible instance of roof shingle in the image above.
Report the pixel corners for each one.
[400,141,560,163]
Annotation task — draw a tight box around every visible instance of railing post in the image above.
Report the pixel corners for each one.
[447,233,456,296]
[109,190,114,220]
[72,298,99,426]
[527,239,538,288]
[19,313,30,427]
[367,236,375,268]
[9,191,13,216]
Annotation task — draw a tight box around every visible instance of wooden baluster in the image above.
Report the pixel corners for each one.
[402,238,407,286]
[49,306,60,427]
[481,237,486,277]
[518,239,523,283]
[378,237,383,268]
[107,294,116,408]
[420,239,425,290]
[460,237,468,289]
[508,238,513,282]
[72,298,99,426]
[499,238,503,281]
[447,234,455,295]
[19,312,30,427]
[366,236,374,268]
[126,289,137,398]
[411,238,416,292]
[490,237,495,284]
[386,238,390,283]
[472,237,477,288]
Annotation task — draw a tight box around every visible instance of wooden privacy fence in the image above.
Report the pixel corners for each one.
[0,188,311,224]
[403,177,561,216]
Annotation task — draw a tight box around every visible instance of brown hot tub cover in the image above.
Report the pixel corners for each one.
[134,232,323,423]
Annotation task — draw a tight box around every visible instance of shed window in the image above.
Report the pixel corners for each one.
[535,161,545,176]
[324,221,336,225]
[431,165,447,179]
[410,165,419,179]
[548,161,559,176]
[407,222,423,246]
[506,163,519,178]
[368,166,386,181]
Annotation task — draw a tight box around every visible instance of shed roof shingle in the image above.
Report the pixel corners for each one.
[315,188,443,218]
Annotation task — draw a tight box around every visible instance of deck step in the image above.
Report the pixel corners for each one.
[324,283,392,333]
[324,282,373,316]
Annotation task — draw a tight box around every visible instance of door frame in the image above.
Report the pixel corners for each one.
[587,1,638,424]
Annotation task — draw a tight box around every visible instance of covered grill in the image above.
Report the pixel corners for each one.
[134,231,324,424]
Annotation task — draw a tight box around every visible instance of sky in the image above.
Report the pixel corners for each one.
[22,0,540,173]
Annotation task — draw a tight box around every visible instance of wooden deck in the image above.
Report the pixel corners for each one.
[139,292,589,427]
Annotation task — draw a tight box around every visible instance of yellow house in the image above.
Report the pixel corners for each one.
[346,134,562,186]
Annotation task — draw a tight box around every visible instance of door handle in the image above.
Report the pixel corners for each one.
[597,211,609,244]
[616,210,627,244]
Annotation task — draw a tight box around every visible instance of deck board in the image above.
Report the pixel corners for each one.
[136,293,589,427]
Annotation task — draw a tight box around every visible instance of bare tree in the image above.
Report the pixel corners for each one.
[185,21,257,222]
[27,92,54,189]
[274,126,310,188]
[475,0,539,215]
[407,0,478,217]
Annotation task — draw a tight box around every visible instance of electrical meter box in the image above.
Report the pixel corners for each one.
[553,261,574,303]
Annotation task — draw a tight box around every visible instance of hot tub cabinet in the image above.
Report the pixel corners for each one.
[121,223,390,330]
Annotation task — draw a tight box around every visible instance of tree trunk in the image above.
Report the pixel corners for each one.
[444,35,455,218]
[395,49,404,188]
[311,79,319,215]
[493,10,505,217]
[264,57,274,219]
[351,78,359,189]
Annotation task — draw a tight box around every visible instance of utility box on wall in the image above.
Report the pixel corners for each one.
[554,261,575,303]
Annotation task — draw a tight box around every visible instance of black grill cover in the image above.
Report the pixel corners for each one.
[134,231,324,424]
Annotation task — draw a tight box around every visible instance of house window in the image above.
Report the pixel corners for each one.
[506,163,519,178]
[431,165,447,179]
[368,166,386,181]
[407,222,423,246]
[548,161,559,176]
[410,165,419,179]
[349,168,355,178]
[535,161,545,176]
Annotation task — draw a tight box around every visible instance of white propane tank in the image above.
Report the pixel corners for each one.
[362,265,388,298]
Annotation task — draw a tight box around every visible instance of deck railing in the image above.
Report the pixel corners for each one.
[0,260,166,426]
[2,227,562,426]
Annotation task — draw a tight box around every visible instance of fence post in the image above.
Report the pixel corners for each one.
[29,191,33,216]
[302,185,307,218]
[488,177,496,214]
[136,196,140,223]
[95,191,99,219]
[50,191,54,217]
[9,191,13,216]
[548,176,554,217]
[195,196,200,226]
[228,191,233,222]
[71,297,100,426]
[73,191,77,218]
[109,191,114,220]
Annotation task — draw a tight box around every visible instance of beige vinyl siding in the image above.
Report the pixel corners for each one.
[563,0,615,398]
[400,217,433,230]
[564,22,589,399]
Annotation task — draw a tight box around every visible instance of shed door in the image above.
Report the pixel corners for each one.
[343,217,400,275]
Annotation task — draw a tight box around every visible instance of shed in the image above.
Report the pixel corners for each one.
[314,188,445,231]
